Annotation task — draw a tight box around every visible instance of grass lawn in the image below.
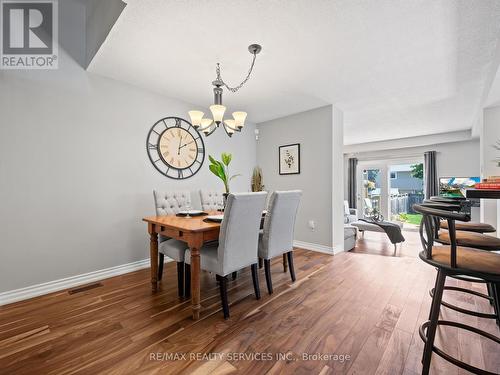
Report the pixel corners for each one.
[405,214,422,225]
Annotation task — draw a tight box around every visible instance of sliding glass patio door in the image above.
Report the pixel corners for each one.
[357,163,388,220]
[356,158,424,225]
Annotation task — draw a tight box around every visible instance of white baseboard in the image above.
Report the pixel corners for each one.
[0,258,163,306]
[293,240,337,254]
[1,241,342,306]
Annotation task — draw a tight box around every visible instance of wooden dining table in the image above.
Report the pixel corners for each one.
[142,212,221,320]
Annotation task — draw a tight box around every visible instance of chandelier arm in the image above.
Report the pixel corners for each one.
[222,124,233,138]
[216,52,257,93]
[197,123,213,132]
[223,122,242,132]
[203,125,218,137]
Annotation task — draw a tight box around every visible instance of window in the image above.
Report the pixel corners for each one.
[390,171,397,179]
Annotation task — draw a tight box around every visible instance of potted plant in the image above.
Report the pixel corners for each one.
[251,166,265,192]
[208,153,240,207]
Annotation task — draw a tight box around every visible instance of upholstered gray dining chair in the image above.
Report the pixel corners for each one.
[258,190,302,294]
[153,190,191,296]
[185,192,267,319]
[199,190,224,211]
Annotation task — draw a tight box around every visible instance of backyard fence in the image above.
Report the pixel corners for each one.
[390,193,424,214]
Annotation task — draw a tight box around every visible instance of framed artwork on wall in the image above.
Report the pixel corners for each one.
[279,143,300,175]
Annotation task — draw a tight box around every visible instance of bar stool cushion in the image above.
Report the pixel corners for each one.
[431,246,500,275]
[440,221,495,233]
[438,231,500,250]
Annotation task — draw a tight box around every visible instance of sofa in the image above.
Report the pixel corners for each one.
[344,225,357,251]
[344,200,358,224]
[343,201,358,250]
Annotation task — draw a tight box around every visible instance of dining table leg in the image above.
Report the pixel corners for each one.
[148,223,159,292]
[189,235,203,320]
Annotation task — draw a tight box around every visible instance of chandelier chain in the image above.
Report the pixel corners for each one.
[216,52,257,93]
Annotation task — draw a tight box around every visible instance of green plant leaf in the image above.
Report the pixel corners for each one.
[229,174,241,181]
[221,153,232,166]
[209,164,223,179]
[208,155,218,166]
[217,161,227,180]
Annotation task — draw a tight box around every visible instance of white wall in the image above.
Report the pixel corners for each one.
[256,106,333,248]
[0,5,256,293]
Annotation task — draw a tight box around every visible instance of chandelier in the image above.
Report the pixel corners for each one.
[188,44,262,137]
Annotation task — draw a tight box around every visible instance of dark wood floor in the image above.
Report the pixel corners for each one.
[0,231,499,374]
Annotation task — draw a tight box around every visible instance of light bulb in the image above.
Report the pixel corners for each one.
[200,118,213,130]
[224,119,237,131]
[232,111,247,129]
[188,110,204,128]
[210,105,226,124]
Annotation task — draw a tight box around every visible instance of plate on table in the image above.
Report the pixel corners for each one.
[176,210,206,217]
[205,215,224,223]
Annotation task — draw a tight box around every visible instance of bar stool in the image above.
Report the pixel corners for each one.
[422,201,500,251]
[421,201,500,319]
[429,196,497,233]
[413,204,500,374]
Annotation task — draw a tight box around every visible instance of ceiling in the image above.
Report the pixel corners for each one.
[88,0,500,145]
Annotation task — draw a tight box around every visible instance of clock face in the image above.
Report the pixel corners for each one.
[146,117,205,179]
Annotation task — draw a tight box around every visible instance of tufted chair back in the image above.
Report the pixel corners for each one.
[153,190,191,216]
[199,190,224,211]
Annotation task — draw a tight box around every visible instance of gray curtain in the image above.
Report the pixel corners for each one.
[424,151,438,199]
[347,157,358,208]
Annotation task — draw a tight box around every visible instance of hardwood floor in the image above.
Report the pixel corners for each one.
[0,232,498,374]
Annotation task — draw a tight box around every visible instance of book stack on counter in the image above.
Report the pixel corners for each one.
[475,176,500,190]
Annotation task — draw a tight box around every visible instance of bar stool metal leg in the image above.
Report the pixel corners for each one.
[493,283,500,326]
[422,270,447,375]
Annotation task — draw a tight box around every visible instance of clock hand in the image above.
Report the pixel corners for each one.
[179,140,195,149]
[177,136,183,155]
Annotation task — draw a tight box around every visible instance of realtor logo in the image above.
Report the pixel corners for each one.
[1,0,58,69]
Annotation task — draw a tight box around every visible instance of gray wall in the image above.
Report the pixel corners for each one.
[256,106,333,247]
[350,140,480,179]
[0,5,256,292]
[345,139,480,199]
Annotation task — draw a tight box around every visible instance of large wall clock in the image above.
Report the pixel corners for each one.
[146,117,205,180]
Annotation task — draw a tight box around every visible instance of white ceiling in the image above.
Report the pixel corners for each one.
[88,0,500,145]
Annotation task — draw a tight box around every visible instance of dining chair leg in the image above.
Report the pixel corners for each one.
[184,264,191,298]
[158,253,165,281]
[258,258,263,269]
[176,262,184,297]
[217,275,230,319]
[232,271,237,280]
[287,251,296,282]
[264,259,273,294]
[283,253,288,272]
[422,270,446,375]
[251,264,261,300]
